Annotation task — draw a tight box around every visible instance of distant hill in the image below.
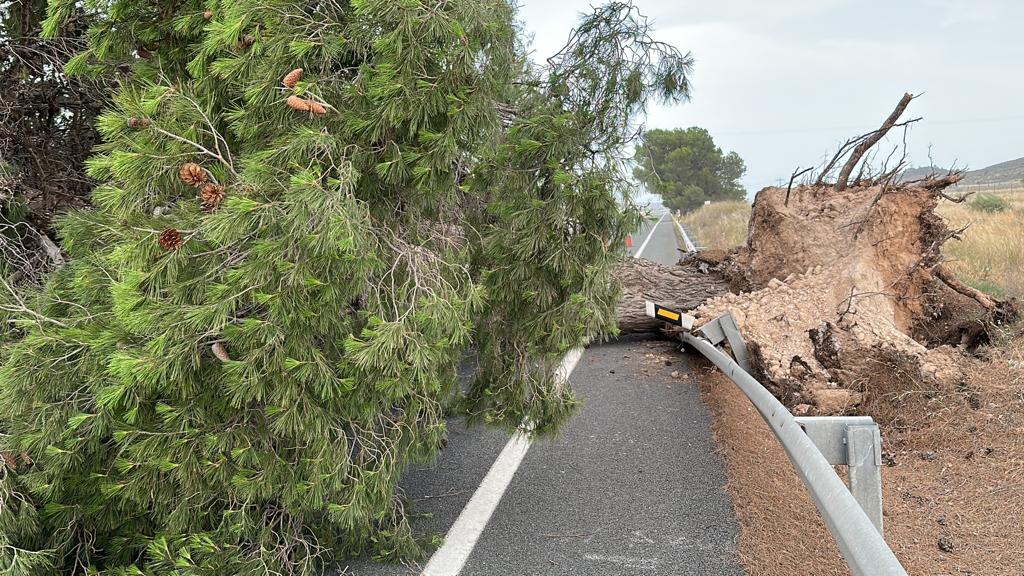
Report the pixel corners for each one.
[902,157,1024,186]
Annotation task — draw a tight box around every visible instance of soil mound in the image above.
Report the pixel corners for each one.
[695,180,980,412]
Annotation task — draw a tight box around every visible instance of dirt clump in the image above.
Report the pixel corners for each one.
[694,178,1014,414]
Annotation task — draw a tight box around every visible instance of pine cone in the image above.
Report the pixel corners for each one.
[1,453,16,469]
[286,95,310,112]
[237,34,255,50]
[286,96,326,115]
[211,341,231,362]
[201,183,225,210]
[203,9,214,19]
[127,117,151,128]
[283,68,303,88]
[159,228,183,251]
[179,163,208,187]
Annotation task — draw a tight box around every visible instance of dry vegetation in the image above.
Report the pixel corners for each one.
[940,188,1024,299]
[677,200,752,251]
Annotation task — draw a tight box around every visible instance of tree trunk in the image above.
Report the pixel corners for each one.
[615,257,729,333]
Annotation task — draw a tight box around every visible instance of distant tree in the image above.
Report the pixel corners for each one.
[633,127,746,212]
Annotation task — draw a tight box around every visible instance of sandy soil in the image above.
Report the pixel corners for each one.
[694,182,976,417]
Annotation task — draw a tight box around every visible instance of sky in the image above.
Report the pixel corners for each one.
[516,0,1024,195]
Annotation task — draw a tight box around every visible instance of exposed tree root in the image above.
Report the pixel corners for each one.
[616,93,1018,415]
[933,262,1019,324]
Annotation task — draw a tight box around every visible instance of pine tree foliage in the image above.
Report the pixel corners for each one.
[0,1,691,573]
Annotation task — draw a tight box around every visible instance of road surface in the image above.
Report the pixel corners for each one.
[342,210,740,575]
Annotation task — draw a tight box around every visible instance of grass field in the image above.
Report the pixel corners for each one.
[676,190,1024,299]
[939,189,1024,298]
[677,200,751,251]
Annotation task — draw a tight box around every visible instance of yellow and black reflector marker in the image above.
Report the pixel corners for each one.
[645,301,696,330]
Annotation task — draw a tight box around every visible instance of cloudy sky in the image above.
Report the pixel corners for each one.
[517,0,1024,194]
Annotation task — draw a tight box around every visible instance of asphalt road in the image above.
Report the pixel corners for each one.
[342,211,740,576]
[628,212,685,265]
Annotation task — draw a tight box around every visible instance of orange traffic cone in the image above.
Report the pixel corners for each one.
[626,234,634,248]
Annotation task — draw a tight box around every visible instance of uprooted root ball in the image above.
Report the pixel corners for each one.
[695,179,1015,414]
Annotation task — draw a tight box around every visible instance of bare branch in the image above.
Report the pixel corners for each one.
[785,166,813,206]
[836,93,916,190]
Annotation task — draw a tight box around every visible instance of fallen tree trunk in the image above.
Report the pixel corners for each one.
[614,256,729,333]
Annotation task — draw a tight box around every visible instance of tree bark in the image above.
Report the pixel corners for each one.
[615,257,729,333]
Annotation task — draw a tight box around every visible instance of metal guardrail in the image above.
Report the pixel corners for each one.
[671,215,698,252]
[665,214,904,573]
[795,415,884,532]
[679,318,908,576]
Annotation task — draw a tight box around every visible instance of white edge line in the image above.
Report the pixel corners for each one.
[633,212,666,259]
[421,347,585,576]
[671,215,698,253]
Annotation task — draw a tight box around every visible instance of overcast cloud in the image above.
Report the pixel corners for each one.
[517,0,1024,193]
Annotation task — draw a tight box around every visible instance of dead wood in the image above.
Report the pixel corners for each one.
[836,92,915,190]
[932,263,998,312]
[33,229,66,268]
[785,166,813,206]
[932,263,1019,325]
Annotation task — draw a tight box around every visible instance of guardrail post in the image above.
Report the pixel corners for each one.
[847,424,884,533]
[694,313,751,372]
[676,316,906,574]
[796,416,885,534]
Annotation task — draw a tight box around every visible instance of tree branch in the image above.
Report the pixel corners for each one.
[785,166,813,206]
[836,93,915,191]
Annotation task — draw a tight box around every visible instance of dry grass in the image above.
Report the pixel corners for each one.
[939,190,1024,299]
[678,201,751,251]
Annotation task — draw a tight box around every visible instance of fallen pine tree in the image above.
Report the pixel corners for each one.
[618,93,1018,414]
[0,2,695,573]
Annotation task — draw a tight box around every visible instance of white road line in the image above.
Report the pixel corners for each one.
[421,347,585,576]
[423,211,659,574]
[671,215,697,253]
[634,212,666,259]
